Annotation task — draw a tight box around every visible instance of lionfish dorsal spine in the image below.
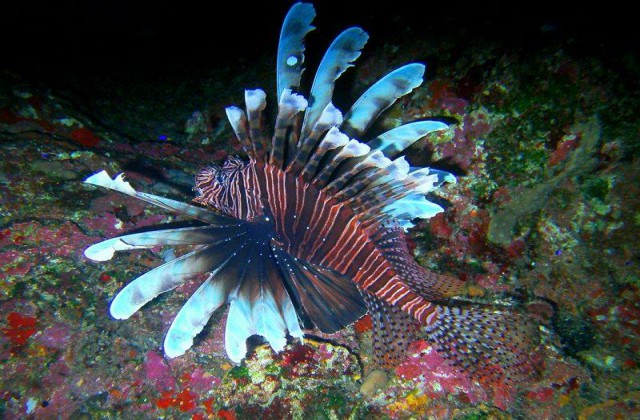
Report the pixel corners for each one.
[340,63,426,138]
[225,106,253,159]
[276,2,316,99]
[299,26,369,141]
[270,89,308,168]
[311,139,370,188]
[288,102,343,175]
[244,89,268,160]
[299,126,349,182]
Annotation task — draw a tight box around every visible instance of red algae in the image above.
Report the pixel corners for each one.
[156,389,198,412]
[2,312,37,346]
[69,127,101,147]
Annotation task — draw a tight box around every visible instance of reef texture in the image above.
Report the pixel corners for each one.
[1,13,639,420]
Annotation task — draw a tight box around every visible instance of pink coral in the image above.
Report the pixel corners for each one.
[144,350,176,390]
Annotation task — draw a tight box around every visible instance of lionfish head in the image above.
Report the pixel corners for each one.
[194,156,247,215]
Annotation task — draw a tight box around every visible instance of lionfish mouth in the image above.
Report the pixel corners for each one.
[84,2,541,386]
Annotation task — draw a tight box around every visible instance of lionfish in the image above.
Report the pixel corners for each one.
[84,2,539,385]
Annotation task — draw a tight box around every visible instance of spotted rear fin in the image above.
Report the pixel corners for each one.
[362,291,420,368]
[426,305,541,385]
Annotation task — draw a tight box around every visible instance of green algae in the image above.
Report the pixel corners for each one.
[488,117,601,245]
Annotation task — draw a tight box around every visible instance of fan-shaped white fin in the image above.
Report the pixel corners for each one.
[277,2,316,98]
[368,120,448,157]
[341,63,425,137]
[300,27,369,139]
[84,225,243,262]
[225,297,254,363]
[109,234,247,319]
[252,288,288,353]
[164,273,228,358]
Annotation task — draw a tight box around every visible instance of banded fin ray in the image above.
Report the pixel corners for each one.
[109,233,248,320]
[84,225,244,262]
[225,243,304,362]
[270,89,308,168]
[299,26,369,142]
[341,63,426,138]
[277,2,316,98]
[164,272,228,358]
[368,120,449,157]
[84,170,237,225]
[225,106,254,159]
[245,89,268,161]
[273,247,367,333]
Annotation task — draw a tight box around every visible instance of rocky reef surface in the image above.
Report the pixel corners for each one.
[1,2,639,418]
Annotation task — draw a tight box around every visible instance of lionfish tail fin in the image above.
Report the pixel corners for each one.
[425,304,541,385]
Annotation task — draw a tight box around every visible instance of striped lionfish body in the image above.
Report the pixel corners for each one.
[85,3,539,384]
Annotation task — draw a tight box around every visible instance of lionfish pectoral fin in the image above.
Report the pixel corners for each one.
[272,247,367,334]
[109,233,248,319]
[362,291,420,368]
[221,243,303,363]
[84,225,245,262]
[163,234,266,358]
[84,170,237,225]
[425,304,541,385]
[164,272,228,358]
